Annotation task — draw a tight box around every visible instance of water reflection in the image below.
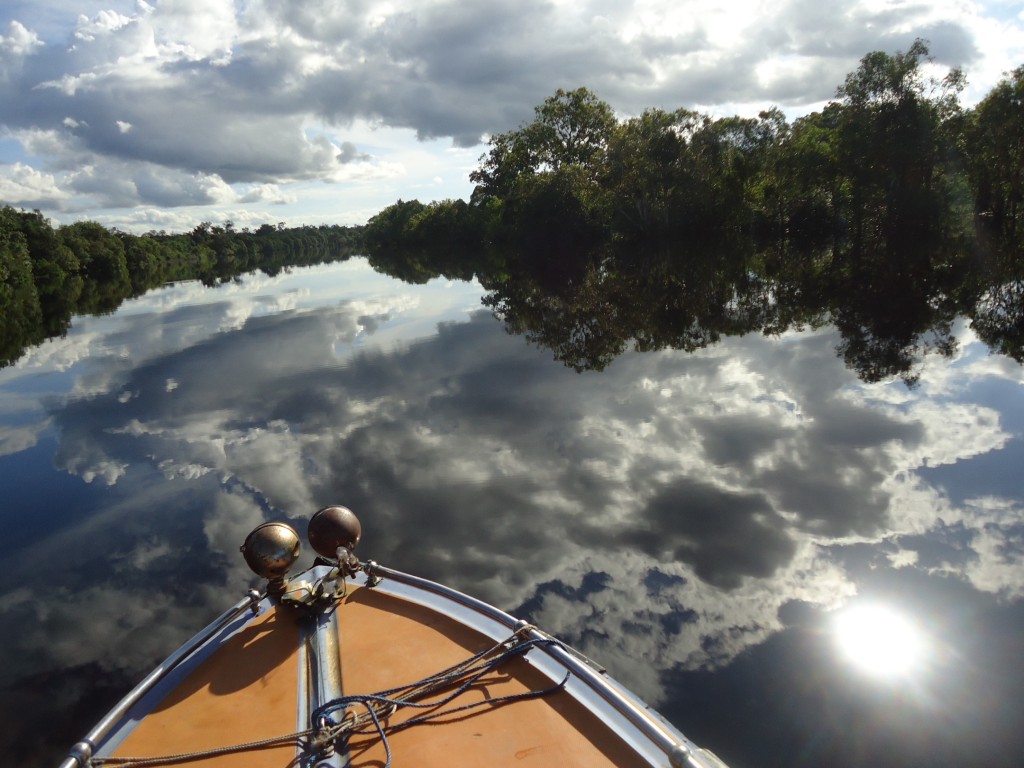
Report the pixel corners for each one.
[832,602,930,680]
[368,218,1024,389]
[661,565,1024,767]
[0,259,1022,767]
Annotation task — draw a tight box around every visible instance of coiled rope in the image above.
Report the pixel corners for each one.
[90,625,569,768]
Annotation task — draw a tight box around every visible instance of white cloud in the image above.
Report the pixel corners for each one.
[73,9,134,42]
[147,0,238,60]
[961,498,1024,597]
[0,20,42,57]
[14,327,100,372]
[38,299,1019,607]
[238,183,296,205]
[61,160,239,208]
[0,423,44,456]
[75,457,128,485]
[0,161,68,206]
[9,126,83,165]
[0,0,1017,228]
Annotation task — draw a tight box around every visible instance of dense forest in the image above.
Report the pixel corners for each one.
[364,41,1023,383]
[0,211,363,367]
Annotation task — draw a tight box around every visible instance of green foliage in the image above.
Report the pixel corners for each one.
[503,166,604,243]
[529,87,617,173]
[59,221,129,285]
[971,270,1024,363]
[832,40,966,251]
[59,221,131,313]
[470,87,616,202]
[767,107,845,237]
[379,42,971,259]
[365,199,486,282]
[836,39,932,107]
[0,207,43,362]
[364,200,428,255]
[362,41,1024,385]
[0,207,364,367]
[967,65,1024,239]
[603,108,708,238]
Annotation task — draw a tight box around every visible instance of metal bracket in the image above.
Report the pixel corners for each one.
[363,560,382,587]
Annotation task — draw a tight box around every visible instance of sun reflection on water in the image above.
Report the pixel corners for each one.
[832,602,930,680]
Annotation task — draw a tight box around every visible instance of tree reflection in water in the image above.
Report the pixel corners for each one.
[367,219,1022,387]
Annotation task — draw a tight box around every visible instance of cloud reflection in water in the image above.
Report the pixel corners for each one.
[0,260,1021,767]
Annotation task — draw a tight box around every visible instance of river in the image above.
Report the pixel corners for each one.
[1,257,1022,767]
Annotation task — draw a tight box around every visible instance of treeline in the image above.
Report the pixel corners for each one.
[362,42,1023,383]
[0,210,364,366]
[368,41,1021,256]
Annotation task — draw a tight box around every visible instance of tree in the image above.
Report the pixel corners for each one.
[470,87,616,202]
[0,207,43,365]
[59,221,129,286]
[364,200,428,255]
[775,106,845,237]
[967,65,1024,238]
[834,39,965,249]
[602,108,707,239]
[0,212,365,366]
[364,199,485,283]
[529,87,617,172]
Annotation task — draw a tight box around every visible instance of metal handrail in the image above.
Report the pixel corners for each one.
[361,561,711,768]
[60,559,725,768]
[58,592,260,768]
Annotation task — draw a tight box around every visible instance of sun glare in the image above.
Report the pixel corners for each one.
[833,603,928,680]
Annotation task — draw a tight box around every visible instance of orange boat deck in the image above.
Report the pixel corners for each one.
[101,580,647,767]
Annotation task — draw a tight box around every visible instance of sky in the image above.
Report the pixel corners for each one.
[0,0,1022,233]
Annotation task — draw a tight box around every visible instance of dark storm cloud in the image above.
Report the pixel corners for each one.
[693,413,786,469]
[288,0,657,145]
[331,0,659,141]
[624,479,797,589]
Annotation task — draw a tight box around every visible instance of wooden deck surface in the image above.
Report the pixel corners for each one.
[110,604,302,768]
[337,585,642,767]
[108,583,643,767]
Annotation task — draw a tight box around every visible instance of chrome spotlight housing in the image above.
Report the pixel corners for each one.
[240,521,301,583]
[308,505,362,559]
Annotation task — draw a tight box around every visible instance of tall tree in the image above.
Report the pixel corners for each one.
[603,108,707,239]
[834,39,965,249]
[968,65,1024,238]
[0,207,43,365]
[470,87,616,202]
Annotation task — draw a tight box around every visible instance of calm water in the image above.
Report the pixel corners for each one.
[2,258,1023,767]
